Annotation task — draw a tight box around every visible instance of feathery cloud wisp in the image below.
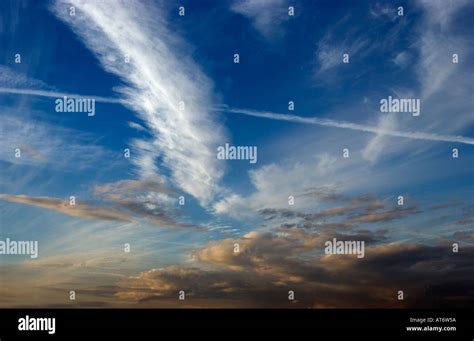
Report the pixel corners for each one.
[51,0,226,205]
[230,0,289,39]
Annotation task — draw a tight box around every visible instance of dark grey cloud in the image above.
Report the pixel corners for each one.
[94,178,196,229]
[114,231,474,308]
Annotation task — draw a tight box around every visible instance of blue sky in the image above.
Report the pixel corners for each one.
[0,0,473,308]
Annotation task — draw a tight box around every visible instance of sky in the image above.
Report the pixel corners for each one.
[0,0,473,308]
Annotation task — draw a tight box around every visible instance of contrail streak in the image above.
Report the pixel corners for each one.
[224,108,474,145]
[2,88,473,145]
[0,87,124,104]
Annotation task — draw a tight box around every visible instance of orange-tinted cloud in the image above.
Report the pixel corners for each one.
[114,230,474,308]
[0,194,133,222]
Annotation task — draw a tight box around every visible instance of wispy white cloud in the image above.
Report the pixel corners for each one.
[0,113,111,169]
[127,121,147,132]
[417,33,465,100]
[230,0,289,39]
[357,0,474,166]
[362,114,398,163]
[314,25,370,75]
[212,154,346,219]
[392,51,411,68]
[416,0,472,100]
[0,66,48,89]
[369,3,397,21]
[51,0,226,205]
[417,0,470,28]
